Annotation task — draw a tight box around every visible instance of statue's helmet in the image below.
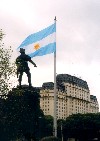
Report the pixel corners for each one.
[19,48,25,53]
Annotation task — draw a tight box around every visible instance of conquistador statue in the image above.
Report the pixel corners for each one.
[16,48,37,87]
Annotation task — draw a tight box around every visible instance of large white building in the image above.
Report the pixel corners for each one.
[90,95,99,113]
[40,74,99,119]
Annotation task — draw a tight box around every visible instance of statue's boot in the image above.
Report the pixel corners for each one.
[19,73,23,88]
[27,72,32,87]
[28,78,32,87]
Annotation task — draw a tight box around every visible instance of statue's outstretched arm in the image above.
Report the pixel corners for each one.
[29,60,37,67]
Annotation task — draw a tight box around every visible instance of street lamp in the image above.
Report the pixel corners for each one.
[61,121,63,141]
[39,116,42,140]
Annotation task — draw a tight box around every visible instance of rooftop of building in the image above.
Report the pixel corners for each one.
[42,82,54,90]
[90,95,98,101]
[56,74,89,90]
[41,74,89,90]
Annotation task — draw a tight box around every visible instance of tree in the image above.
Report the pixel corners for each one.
[63,113,100,141]
[3,86,44,141]
[44,115,54,137]
[0,29,16,94]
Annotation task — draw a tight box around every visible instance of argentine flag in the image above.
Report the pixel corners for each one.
[17,23,56,58]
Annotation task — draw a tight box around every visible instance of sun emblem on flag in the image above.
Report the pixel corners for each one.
[34,43,40,50]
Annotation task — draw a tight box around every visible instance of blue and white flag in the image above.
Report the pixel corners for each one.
[17,23,56,58]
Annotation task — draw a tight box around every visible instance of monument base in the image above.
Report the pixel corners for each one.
[8,84,40,96]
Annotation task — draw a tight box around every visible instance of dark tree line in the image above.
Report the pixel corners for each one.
[63,113,100,141]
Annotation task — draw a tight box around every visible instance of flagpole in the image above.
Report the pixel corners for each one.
[53,16,57,137]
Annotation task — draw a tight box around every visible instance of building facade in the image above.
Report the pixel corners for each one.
[40,74,99,119]
[90,95,99,113]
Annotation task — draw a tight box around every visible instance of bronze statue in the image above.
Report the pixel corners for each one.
[16,48,37,87]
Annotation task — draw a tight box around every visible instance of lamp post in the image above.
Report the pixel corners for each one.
[38,116,42,141]
[61,121,63,141]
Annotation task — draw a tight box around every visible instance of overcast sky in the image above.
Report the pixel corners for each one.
[1,0,100,107]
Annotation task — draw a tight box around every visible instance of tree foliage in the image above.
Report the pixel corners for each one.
[0,29,16,94]
[43,115,54,137]
[0,86,44,141]
[63,113,100,141]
